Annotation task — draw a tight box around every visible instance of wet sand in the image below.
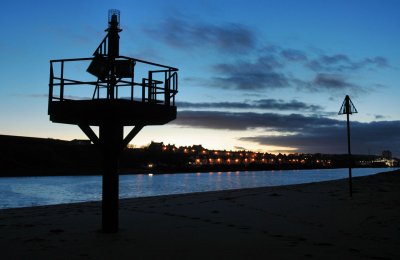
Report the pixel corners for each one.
[0,170,399,259]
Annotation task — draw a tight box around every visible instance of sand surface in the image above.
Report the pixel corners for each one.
[0,170,399,259]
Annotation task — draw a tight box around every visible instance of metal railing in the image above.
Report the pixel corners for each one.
[49,56,178,110]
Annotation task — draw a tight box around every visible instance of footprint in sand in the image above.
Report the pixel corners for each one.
[313,242,332,246]
[270,193,281,197]
[49,229,65,234]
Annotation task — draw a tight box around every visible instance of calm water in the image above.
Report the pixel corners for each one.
[0,168,396,209]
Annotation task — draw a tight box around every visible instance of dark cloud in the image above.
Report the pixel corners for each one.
[211,55,289,90]
[177,101,252,109]
[234,146,247,150]
[145,17,255,53]
[374,115,385,120]
[240,127,347,153]
[174,111,338,131]
[320,54,350,64]
[240,121,400,155]
[280,49,308,62]
[313,73,356,90]
[177,99,323,112]
[24,93,48,98]
[293,73,361,93]
[307,54,389,72]
[17,93,89,100]
[254,99,322,111]
[363,56,389,68]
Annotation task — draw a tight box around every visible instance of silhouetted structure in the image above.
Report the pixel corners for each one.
[48,10,178,232]
[338,95,358,196]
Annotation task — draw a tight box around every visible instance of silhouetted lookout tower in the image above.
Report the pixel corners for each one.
[48,10,178,232]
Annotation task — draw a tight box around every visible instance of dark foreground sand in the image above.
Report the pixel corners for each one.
[1,170,399,259]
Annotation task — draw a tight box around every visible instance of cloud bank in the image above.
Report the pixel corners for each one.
[173,110,400,155]
[177,99,323,112]
[147,18,390,94]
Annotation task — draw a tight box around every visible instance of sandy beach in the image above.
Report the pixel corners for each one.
[0,170,399,259]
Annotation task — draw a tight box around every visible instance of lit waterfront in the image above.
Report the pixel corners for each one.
[0,168,396,209]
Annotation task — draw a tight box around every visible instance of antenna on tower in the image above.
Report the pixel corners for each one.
[108,9,121,30]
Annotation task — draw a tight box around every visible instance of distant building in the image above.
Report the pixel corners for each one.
[148,141,164,151]
[69,139,92,145]
[191,145,205,153]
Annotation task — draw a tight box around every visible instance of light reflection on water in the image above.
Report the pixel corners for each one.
[0,168,396,209]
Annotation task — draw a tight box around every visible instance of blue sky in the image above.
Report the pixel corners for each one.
[1,0,399,156]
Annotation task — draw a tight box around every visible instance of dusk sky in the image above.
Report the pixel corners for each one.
[1,0,399,156]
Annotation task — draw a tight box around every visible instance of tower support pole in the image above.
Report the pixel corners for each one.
[100,123,123,233]
[344,96,353,197]
[346,111,353,197]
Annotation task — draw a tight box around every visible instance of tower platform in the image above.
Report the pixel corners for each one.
[48,55,178,127]
[49,99,176,126]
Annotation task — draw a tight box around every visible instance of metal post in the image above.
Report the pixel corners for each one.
[48,62,54,113]
[346,110,352,197]
[165,71,170,106]
[100,124,123,233]
[142,78,146,102]
[148,72,152,102]
[338,95,357,197]
[60,61,64,101]
[131,63,135,101]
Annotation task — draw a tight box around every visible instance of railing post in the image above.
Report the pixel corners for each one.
[48,62,54,113]
[131,61,135,101]
[173,73,178,105]
[165,71,170,106]
[148,72,152,103]
[142,78,145,102]
[60,61,64,101]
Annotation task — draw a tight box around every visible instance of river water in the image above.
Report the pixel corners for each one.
[0,167,395,209]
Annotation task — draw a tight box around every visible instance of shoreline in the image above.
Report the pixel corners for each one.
[0,169,399,259]
[0,165,396,178]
